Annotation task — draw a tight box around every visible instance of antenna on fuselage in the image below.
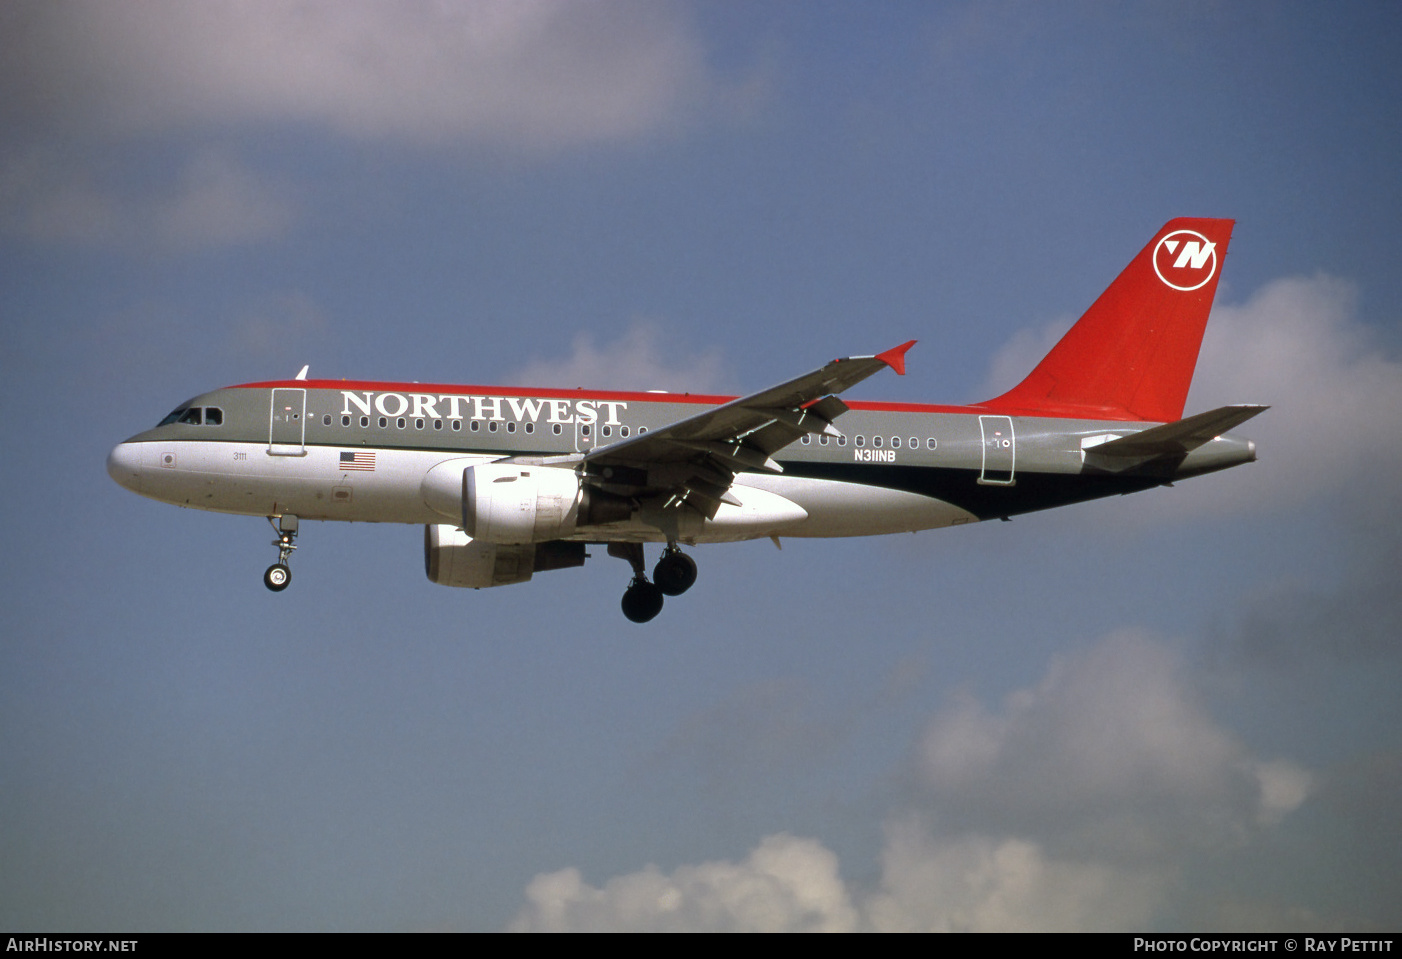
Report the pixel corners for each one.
[294,365,309,381]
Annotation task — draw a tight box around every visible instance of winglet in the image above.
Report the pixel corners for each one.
[875,340,917,376]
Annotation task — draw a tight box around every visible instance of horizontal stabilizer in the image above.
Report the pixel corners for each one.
[1093,405,1267,457]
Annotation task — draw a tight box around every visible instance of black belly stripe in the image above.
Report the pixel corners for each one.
[778,462,1163,522]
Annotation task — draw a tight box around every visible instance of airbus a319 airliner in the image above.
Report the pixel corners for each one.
[109,218,1263,622]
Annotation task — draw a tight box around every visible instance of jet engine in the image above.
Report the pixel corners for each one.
[424,524,585,589]
[461,463,630,544]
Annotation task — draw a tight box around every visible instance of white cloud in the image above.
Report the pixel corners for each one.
[864,823,1163,932]
[2,0,714,150]
[1188,275,1402,509]
[915,632,1273,855]
[508,633,1313,931]
[913,633,1312,866]
[508,834,858,932]
[506,321,732,394]
[1,1,724,249]
[976,314,1073,402]
[507,826,1163,933]
[1251,760,1314,827]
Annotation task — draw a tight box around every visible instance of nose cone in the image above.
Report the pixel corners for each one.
[107,442,143,491]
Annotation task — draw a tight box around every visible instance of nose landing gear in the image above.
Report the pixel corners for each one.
[609,542,697,622]
[264,514,298,592]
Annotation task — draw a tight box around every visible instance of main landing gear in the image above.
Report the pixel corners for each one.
[610,543,697,623]
[264,514,298,592]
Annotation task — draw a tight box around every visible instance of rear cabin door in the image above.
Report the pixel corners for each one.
[978,415,1016,485]
[269,388,307,455]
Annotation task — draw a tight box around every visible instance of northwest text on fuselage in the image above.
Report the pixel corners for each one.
[340,391,627,426]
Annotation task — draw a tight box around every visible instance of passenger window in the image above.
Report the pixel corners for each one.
[451,421,461,431]
[471,421,480,432]
[837,435,846,446]
[379,416,388,428]
[322,414,332,426]
[873,436,883,448]
[507,422,516,433]
[204,408,223,426]
[927,438,937,449]
[892,437,901,449]
[602,426,611,438]
[341,414,350,427]
[415,418,424,430]
[621,426,630,437]
[801,435,810,445]
[397,417,406,429]
[360,416,369,428]
[909,436,918,449]
[525,423,534,434]
[582,425,591,437]
[552,424,562,435]
[855,435,865,447]
[488,422,497,432]
[434,419,442,431]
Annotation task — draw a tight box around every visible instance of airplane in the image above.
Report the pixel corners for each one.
[107,218,1264,623]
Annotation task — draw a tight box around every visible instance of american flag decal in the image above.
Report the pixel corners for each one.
[339,450,376,471]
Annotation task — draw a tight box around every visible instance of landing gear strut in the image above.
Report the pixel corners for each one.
[609,542,696,622]
[264,514,298,592]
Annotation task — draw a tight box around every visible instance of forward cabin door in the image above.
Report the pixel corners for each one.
[269,388,307,455]
[978,415,1015,485]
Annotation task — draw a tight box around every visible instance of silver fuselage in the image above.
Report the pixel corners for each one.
[108,379,1256,545]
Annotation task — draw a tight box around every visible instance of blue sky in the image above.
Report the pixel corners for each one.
[2,1,1400,931]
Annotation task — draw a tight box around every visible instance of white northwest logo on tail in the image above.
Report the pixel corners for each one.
[1153,229,1218,291]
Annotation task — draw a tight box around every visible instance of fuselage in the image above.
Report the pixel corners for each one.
[107,378,1257,545]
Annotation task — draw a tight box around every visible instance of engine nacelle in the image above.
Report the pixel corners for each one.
[424,525,585,589]
[460,463,633,545]
[462,463,582,544]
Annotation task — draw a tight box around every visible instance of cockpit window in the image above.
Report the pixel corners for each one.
[157,406,224,427]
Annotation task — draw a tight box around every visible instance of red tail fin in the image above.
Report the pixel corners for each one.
[983,218,1234,422]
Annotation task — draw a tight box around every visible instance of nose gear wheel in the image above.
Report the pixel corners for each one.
[264,515,299,592]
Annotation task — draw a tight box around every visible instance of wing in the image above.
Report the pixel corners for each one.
[580,341,916,517]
